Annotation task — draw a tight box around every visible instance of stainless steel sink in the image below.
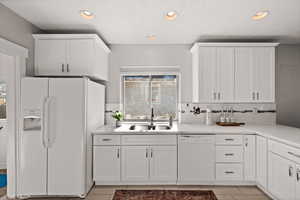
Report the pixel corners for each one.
[128,124,171,131]
[129,124,153,131]
[154,125,171,130]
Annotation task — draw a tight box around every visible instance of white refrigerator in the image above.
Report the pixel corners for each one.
[18,77,105,198]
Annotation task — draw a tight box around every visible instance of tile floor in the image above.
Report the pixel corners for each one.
[0,185,272,200]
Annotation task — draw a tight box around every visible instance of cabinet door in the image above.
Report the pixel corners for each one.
[178,135,215,182]
[149,146,177,182]
[216,47,235,102]
[121,146,149,182]
[244,135,256,181]
[268,152,295,200]
[93,146,120,182]
[253,47,275,102]
[296,165,300,200]
[198,47,217,102]
[235,47,254,102]
[67,39,94,76]
[35,39,67,76]
[256,136,267,189]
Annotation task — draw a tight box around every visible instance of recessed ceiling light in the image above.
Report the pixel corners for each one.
[146,35,156,40]
[252,10,269,20]
[80,10,94,19]
[165,11,178,20]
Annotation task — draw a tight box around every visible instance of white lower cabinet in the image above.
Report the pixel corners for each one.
[121,146,149,182]
[244,135,256,181]
[268,152,295,200]
[268,140,300,200]
[121,145,177,183]
[149,146,177,182]
[93,146,120,182]
[256,135,268,189]
[216,164,243,181]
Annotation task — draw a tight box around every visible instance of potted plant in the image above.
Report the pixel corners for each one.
[112,111,123,128]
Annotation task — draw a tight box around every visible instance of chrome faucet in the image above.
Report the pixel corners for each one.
[169,115,173,128]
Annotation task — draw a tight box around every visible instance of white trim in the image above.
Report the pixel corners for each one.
[0,38,28,58]
[191,42,280,52]
[32,34,111,53]
[0,37,27,198]
[120,66,180,70]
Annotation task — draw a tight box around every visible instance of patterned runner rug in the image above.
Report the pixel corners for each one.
[113,190,218,200]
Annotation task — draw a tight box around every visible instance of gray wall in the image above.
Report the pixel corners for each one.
[0,3,41,75]
[107,44,192,103]
[276,45,300,128]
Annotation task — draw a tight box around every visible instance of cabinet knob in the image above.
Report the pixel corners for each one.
[297,169,300,182]
[67,64,70,72]
[218,92,221,100]
[62,64,65,72]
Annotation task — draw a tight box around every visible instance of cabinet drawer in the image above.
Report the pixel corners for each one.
[216,146,243,163]
[269,139,300,164]
[93,135,121,145]
[216,135,243,145]
[216,164,243,181]
[122,135,177,145]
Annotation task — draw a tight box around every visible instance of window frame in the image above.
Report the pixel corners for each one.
[120,71,180,122]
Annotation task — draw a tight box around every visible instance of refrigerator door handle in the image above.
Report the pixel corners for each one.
[41,97,48,148]
[42,97,51,148]
[47,96,56,148]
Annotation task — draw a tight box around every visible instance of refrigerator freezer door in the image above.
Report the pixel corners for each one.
[19,78,49,196]
[47,78,85,196]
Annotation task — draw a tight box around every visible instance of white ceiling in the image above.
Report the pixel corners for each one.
[1,0,300,44]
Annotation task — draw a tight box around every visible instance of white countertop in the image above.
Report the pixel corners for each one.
[92,123,300,148]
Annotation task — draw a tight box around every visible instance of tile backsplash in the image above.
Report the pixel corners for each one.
[105,103,276,125]
[179,103,276,125]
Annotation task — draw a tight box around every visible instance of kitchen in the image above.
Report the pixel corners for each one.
[0,1,300,200]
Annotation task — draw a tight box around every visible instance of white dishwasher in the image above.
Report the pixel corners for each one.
[178,135,215,183]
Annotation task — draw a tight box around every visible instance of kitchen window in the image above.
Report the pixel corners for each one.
[122,74,178,121]
[0,82,7,119]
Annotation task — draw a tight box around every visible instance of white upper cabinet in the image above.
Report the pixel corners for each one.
[235,47,275,102]
[33,34,111,81]
[191,43,278,103]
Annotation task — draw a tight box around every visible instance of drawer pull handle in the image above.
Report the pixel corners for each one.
[225,153,234,156]
[225,171,234,174]
[297,169,300,182]
[289,166,294,177]
[288,151,300,158]
[225,138,234,141]
[182,136,191,138]
[102,138,112,142]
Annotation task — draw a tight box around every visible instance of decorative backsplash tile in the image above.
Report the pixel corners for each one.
[179,103,276,125]
[105,103,276,125]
